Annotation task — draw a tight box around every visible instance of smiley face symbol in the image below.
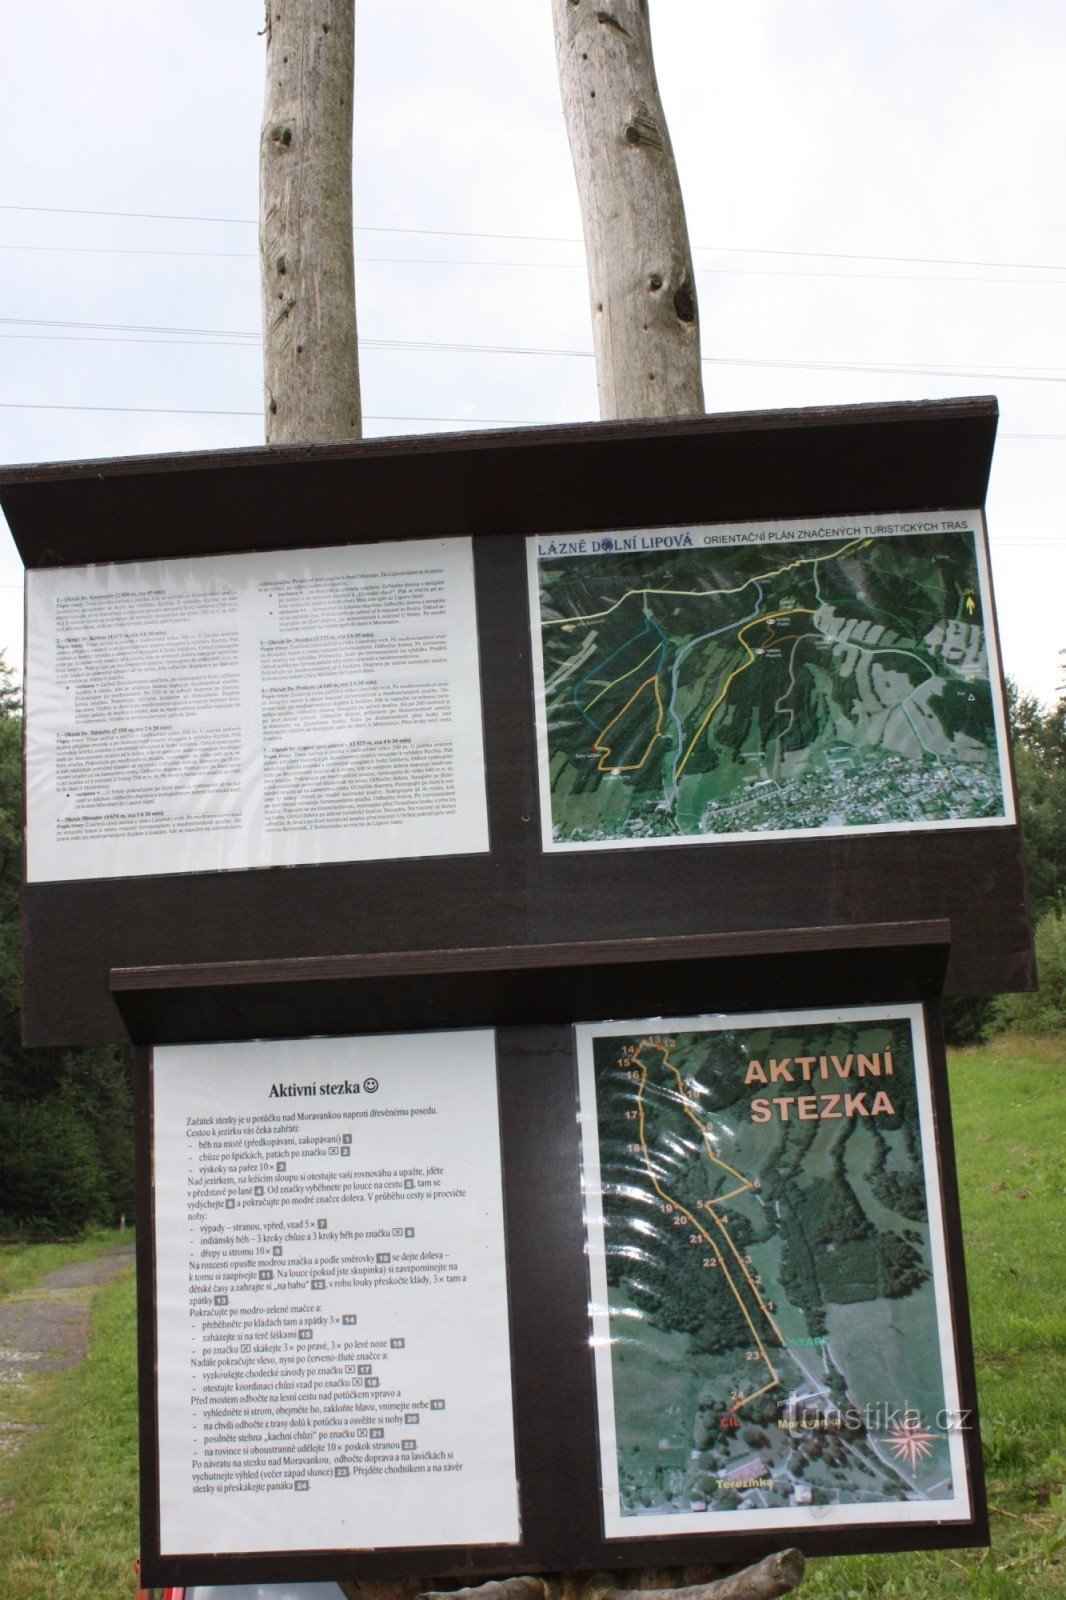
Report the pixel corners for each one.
[363,1077,379,1094]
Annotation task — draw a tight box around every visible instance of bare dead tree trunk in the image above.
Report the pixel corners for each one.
[552,0,704,419]
[339,1551,805,1600]
[546,10,800,1599]
[259,10,798,1600]
[260,0,361,442]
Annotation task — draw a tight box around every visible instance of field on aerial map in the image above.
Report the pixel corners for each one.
[576,1005,973,1535]
[528,512,1012,849]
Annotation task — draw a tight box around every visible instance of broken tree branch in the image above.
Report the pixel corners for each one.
[340,1550,805,1600]
[602,1549,807,1600]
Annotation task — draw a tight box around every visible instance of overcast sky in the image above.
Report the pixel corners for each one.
[1,0,1063,702]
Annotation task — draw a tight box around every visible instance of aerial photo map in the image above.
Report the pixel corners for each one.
[528,511,1012,850]
[576,1005,974,1536]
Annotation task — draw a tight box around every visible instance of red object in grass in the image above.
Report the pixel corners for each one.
[134,1558,185,1599]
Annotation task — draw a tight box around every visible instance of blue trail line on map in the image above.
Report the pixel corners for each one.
[572,618,656,731]
[665,586,765,803]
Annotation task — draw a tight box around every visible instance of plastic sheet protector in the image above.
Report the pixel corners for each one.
[575,1003,974,1536]
[151,1029,519,1556]
[528,510,1013,851]
[25,537,489,880]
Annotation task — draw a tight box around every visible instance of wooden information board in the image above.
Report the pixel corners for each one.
[4,398,1024,1586]
[133,985,987,1589]
[0,398,1035,1048]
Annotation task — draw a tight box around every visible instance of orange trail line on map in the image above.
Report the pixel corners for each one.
[592,675,665,773]
[705,1204,786,1347]
[652,1044,786,1344]
[632,1039,782,1412]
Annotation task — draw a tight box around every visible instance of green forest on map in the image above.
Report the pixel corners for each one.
[590,1016,957,1518]
[537,528,1004,843]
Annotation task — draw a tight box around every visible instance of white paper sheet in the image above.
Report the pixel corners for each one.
[25,538,489,880]
[152,1030,520,1556]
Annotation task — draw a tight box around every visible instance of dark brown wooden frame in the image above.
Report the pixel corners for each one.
[4,399,1034,1047]
[133,958,987,1589]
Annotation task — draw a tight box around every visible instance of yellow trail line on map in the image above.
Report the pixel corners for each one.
[633,1038,783,1412]
[541,535,871,630]
[545,534,872,788]
[657,1046,786,1345]
[583,642,663,713]
[674,606,817,781]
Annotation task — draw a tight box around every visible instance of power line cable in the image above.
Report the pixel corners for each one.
[0,315,258,340]
[4,318,1065,386]
[0,401,534,423]
[2,403,1065,450]
[1,241,1062,289]
[2,202,1064,275]
[0,243,257,262]
[0,203,259,226]
[2,318,1062,380]
[0,331,261,350]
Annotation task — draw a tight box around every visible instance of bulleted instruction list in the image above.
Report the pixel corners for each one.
[152,1031,520,1556]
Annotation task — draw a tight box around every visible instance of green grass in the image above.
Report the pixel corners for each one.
[0,1227,129,1300]
[0,1038,1061,1596]
[0,1263,139,1597]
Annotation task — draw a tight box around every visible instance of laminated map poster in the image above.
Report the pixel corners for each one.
[528,511,1013,850]
[576,1004,975,1537]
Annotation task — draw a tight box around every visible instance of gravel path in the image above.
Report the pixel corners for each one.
[0,1244,135,1377]
[0,1242,136,1506]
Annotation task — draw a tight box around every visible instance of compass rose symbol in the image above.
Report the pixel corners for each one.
[885,1413,937,1469]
